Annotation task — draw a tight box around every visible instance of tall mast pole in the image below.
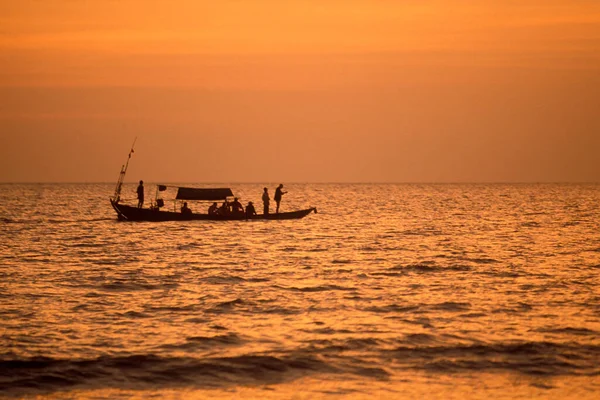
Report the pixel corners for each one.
[113,137,137,203]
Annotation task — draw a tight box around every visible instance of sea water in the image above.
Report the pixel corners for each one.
[1,183,599,399]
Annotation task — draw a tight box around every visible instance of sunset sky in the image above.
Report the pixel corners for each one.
[1,0,599,182]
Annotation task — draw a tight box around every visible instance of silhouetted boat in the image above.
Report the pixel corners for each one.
[110,199,316,221]
[109,142,317,222]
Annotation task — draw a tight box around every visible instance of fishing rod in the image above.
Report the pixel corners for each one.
[113,137,137,203]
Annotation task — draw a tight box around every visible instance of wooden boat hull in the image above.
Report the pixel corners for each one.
[110,199,316,222]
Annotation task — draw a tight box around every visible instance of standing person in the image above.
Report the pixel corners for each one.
[136,180,144,208]
[274,184,287,213]
[262,187,270,215]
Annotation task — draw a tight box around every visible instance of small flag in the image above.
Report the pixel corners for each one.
[158,185,167,191]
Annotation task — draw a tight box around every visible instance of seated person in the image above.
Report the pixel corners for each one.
[245,201,257,219]
[208,202,218,215]
[218,201,230,215]
[230,197,244,214]
[181,202,192,215]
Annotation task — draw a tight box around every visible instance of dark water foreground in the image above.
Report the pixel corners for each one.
[1,183,599,399]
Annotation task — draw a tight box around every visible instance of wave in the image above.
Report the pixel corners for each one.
[98,281,168,292]
[112,310,148,319]
[201,275,247,285]
[364,301,470,313]
[1,217,114,225]
[281,246,298,252]
[2,338,599,396]
[255,306,302,315]
[302,337,600,377]
[208,298,302,316]
[158,333,244,352]
[400,228,443,236]
[206,298,247,314]
[332,259,352,264]
[199,274,273,284]
[146,304,198,313]
[492,302,533,314]
[385,263,473,274]
[364,304,421,314]
[387,341,600,376]
[536,327,598,336]
[74,217,115,223]
[0,353,334,395]
[459,257,498,264]
[283,285,357,292]
[204,299,302,316]
[429,301,471,312]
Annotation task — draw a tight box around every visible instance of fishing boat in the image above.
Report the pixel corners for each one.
[109,142,317,222]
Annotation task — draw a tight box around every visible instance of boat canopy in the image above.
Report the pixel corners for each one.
[175,187,234,201]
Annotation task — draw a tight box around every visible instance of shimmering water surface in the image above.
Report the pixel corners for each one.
[1,183,599,399]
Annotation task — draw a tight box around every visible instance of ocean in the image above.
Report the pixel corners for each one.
[1,183,599,399]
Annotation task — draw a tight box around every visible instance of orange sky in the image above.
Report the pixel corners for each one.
[1,0,599,182]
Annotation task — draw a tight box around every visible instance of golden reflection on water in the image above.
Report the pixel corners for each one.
[33,374,600,400]
[1,183,599,398]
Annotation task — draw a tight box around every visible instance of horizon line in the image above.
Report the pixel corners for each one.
[1,181,599,185]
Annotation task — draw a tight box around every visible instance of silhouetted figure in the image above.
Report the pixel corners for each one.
[231,197,244,215]
[136,180,144,208]
[208,202,218,215]
[181,202,192,215]
[262,187,270,215]
[246,201,257,219]
[218,201,230,216]
[274,184,287,213]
